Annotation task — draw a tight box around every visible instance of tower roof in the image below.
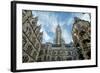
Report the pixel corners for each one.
[57,24,60,28]
[56,24,61,31]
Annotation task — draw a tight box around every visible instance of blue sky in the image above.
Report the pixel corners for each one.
[32,10,90,44]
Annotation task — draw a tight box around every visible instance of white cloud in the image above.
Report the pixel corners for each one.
[42,30,51,43]
[76,13,90,22]
[32,11,58,32]
[62,29,72,44]
[67,17,74,26]
[81,13,90,22]
[32,11,74,44]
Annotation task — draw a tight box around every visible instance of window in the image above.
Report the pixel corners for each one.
[26,45,32,55]
[35,43,40,49]
[37,57,42,62]
[66,57,72,60]
[22,36,27,47]
[68,51,71,55]
[47,56,50,61]
[23,55,29,63]
[32,36,36,43]
[32,51,37,60]
[39,50,43,56]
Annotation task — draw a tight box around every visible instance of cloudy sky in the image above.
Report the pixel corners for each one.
[32,10,90,44]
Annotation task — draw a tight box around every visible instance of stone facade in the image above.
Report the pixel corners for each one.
[37,43,79,62]
[22,10,43,63]
[72,17,91,59]
[37,25,79,62]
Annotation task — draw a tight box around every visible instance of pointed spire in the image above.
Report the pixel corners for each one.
[57,24,60,28]
[56,24,61,31]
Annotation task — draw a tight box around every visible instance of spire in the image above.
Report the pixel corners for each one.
[57,24,61,31]
[55,24,62,45]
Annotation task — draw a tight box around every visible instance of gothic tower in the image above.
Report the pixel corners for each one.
[56,24,62,45]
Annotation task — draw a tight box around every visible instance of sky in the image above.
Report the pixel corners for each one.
[32,10,90,44]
